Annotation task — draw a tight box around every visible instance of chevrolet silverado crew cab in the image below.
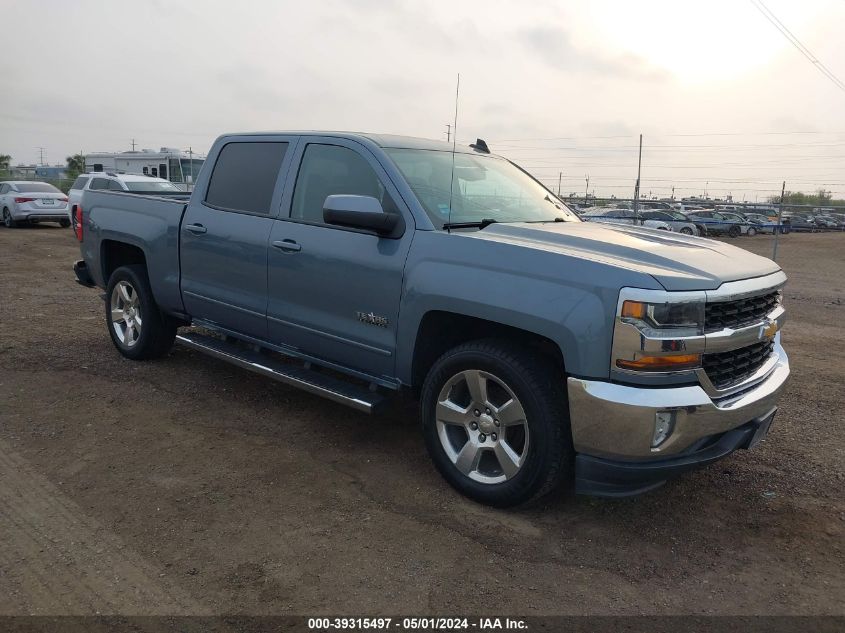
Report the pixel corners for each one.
[73,132,789,507]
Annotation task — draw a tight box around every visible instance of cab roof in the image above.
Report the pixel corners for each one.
[221,131,490,155]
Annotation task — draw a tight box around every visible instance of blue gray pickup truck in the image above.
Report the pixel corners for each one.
[73,132,789,507]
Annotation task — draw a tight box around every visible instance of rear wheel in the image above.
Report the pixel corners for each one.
[3,208,17,228]
[680,227,693,235]
[59,219,70,228]
[420,340,572,507]
[105,265,177,360]
[746,226,757,237]
[728,225,741,238]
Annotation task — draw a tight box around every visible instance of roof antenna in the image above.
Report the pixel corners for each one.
[447,73,460,233]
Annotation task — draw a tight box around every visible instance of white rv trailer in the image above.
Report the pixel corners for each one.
[84,148,206,191]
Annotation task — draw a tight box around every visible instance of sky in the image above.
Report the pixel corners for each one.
[1,0,844,201]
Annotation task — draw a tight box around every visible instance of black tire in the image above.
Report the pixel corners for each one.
[105,265,177,360]
[3,208,17,228]
[680,227,693,235]
[59,219,70,228]
[420,339,573,507]
[728,225,741,238]
[746,226,757,237]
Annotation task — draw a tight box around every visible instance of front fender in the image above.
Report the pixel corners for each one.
[395,231,658,383]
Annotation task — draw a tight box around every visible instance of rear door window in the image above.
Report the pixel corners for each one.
[205,142,289,214]
[89,178,110,190]
[108,180,125,191]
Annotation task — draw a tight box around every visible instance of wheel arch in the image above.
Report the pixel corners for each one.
[408,310,567,393]
[100,239,148,284]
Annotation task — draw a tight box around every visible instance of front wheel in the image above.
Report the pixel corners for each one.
[680,227,694,235]
[420,340,572,507]
[60,219,70,228]
[728,225,741,238]
[746,226,757,237]
[106,265,177,360]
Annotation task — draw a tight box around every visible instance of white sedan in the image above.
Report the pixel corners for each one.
[0,181,69,228]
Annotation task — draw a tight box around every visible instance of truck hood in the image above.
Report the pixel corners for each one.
[466,221,781,291]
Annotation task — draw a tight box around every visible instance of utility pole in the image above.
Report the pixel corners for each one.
[671,185,675,200]
[37,147,45,165]
[558,171,562,196]
[188,147,194,189]
[130,138,137,151]
[633,133,642,222]
[445,124,451,143]
[585,175,590,205]
[773,181,786,261]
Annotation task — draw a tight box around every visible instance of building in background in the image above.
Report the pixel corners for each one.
[84,147,206,191]
[34,165,68,179]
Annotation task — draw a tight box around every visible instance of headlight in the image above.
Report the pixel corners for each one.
[613,294,705,374]
[621,300,704,330]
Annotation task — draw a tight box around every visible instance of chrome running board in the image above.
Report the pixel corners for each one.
[175,332,385,414]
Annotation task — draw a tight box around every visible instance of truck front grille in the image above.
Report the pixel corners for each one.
[705,291,780,332]
[703,340,774,390]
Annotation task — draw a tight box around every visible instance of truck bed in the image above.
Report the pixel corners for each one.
[80,189,189,314]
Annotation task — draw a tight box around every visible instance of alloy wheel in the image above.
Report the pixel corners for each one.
[435,369,530,484]
[110,280,142,347]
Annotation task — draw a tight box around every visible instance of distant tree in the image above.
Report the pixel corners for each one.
[0,154,11,172]
[769,190,844,209]
[66,153,85,175]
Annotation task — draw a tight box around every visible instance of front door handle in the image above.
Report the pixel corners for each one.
[272,239,301,253]
[184,223,207,234]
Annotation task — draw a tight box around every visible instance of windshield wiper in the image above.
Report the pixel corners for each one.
[523,217,567,223]
[443,218,498,230]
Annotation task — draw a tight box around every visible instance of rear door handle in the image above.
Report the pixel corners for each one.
[184,223,207,234]
[272,239,301,253]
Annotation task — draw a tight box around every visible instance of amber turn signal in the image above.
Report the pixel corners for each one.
[621,300,647,319]
[616,354,701,372]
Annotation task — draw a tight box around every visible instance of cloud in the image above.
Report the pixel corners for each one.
[518,26,670,80]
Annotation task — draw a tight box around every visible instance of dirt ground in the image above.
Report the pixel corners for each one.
[0,226,843,616]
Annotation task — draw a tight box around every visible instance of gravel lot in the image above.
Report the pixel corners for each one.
[0,226,843,616]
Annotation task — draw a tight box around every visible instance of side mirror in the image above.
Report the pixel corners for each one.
[323,195,400,235]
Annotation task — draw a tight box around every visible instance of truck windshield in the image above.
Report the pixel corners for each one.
[386,149,579,228]
[180,158,204,184]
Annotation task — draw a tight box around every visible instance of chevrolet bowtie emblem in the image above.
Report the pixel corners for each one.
[759,320,778,341]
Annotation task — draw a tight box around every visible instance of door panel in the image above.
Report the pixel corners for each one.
[267,139,414,377]
[267,222,410,376]
[179,138,295,339]
[180,207,274,338]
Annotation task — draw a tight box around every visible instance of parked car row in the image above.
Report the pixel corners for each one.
[0,174,184,229]
[575,204,845,236]
[783,212,845,232]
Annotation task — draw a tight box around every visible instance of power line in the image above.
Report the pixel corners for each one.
[487,130,845,142]
[750,0,845,93]
[495,141,845,151]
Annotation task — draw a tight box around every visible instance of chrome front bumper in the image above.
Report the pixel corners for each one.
[567,334,789,460]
